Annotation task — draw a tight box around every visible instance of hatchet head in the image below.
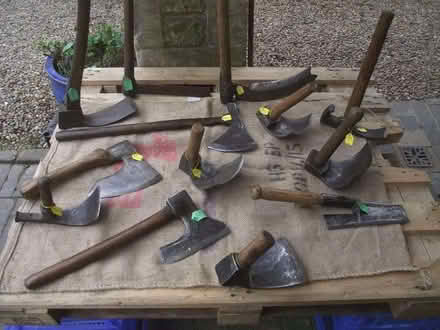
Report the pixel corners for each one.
[160,190,230,264]
[208,103,257,153]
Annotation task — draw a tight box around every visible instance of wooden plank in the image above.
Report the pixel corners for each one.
[217,306,262,326]
[402,202,440,234]
[380,167,431,184]
[82,67,373,87]
[0,309,58,325]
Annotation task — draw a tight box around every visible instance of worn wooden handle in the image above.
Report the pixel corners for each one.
[25,206,175,290]
[237,231,275,269]
[250,185,321,207]
[270,82,317,120]
[185,123,205,163]
[20,149,114,199]
[38,177,54,207]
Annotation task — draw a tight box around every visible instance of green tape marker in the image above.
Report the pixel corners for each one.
[67,88,80,103]
[192,209,208,222]
[357,202,369,214]
[123,78,134,92]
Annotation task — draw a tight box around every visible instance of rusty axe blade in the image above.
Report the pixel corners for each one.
[208,103,257,153]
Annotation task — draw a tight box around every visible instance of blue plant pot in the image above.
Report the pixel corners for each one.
[45,56,68,104]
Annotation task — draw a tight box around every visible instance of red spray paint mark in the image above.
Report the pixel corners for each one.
[107,190,144,209]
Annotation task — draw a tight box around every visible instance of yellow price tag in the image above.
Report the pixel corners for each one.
[357,127,368,133]
[345,133,354,146]
[192,168,202,178]
[222,114,232,122]
[258,107,271,116]
[132,152,144,161]
[50,206,64,217]
[236,85,245,96]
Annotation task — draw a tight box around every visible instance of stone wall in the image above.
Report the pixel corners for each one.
[134,0,249,67]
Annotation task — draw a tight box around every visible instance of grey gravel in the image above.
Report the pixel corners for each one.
[0,0,122,151]
[0,1,439,151]
[254,0,440,101]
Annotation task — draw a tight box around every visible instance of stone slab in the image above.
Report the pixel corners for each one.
[0,151,17,163]
[396,115,420,131]
[0,199,17,253]
[429,171,440,201]
[397,129,431,147]
[16,149,47,164]
[0,164,11,191]
[14,165,37,198]
[391,101,414,116]
[0,165,25,197]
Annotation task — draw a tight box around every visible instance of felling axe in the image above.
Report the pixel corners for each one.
[215,231,306,288]
[16,176,101,226]
[179,122,244,190]
[20,141,161,199]
[320,11,395,140]
[256,81,317,139]
[24,190,230,289]
[304,107,372,189]
[251,185,409,230]
[216,0,316,104]
[208,103,257,152]
[57,0,137,129]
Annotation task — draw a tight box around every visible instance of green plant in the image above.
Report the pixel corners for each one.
[37,24,124,77]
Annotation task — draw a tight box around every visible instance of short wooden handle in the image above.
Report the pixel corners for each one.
[25,206,175,290]
[185,123,205,163]
[250,185,321,207]
[20,149,114,199]
[38,177,54,207]
[237,231,275,269]
[270,81,317,120]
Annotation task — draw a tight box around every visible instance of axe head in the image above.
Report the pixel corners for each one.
[58,98,137,129]
[160,190,230,264]
[106,140,138,161]
[208,103,257,153]
[257,112,312,139]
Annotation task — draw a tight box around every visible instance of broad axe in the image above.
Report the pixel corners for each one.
[320,11,395,141]
[24,190,230,289]
[208,103,257,153]
[20,140,161,199]
[304,107,373,189]
[57,0,137,129]
[251,185,409,230]
[256,82,317,139]
[16,176,101,226]
[216,0,316,104]
[215,231,306,288]
[179,122,244,190]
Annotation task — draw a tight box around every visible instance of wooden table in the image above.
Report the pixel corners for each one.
[1,67,439,326]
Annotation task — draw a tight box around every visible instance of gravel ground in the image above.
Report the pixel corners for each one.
[0,1,439,150]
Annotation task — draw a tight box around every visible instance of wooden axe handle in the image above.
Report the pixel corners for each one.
[38,177,54,207]
[269,82,317,121]
[237,231,275,269]
[185,123,205,163]
[250,185,321,207]
[20,149,114,199]
[25,206,175,290]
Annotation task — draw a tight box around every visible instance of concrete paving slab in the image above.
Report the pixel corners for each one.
[397,129,431,147]
[430,171,440,201]
[395,115,420,131]
[0,151,17,163]
[0,165,25,197]
[16,149,48,164]
[14,165,37,197]
[391,101,414,116]
[0,199,17,253]
[0,164,11,191]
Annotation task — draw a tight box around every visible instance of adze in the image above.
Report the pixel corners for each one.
[57,0,137,129]
[256,81,317,139]
[24,190,230,289]
[216,0,316,104]
[215,231,306,288]
[251,185,409,230]
[320,11,395,140]
[20,140,161,199]
[179,122,244,190]
[304,107,373,189]
[16,176,101,226]
[208,103,257,153]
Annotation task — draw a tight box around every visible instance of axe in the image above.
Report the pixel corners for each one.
[20,141,161,199]
[25,190,230,289]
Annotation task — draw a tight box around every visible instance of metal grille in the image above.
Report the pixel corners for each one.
[399,146,433,168]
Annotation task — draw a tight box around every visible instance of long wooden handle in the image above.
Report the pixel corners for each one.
[123,0,136,96]
[269,82,317,121]
[217,0,234,104]
[344,11,394,116]
[56,117,229,142]
[314,107,364,167]
[20,149,114,199]
[250,185,321,207]
[38,177,54,207]
[25,206,175,290]
[237,231,275,269]
[185,123,205,163]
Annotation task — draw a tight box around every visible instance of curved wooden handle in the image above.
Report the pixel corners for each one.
[184,122,205,163]
[25,206,175,290]
[270,82,317,121]
[237,231,275,269]
[38,177,54,207]
[20,149,114,199]
[250,185,321,207]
